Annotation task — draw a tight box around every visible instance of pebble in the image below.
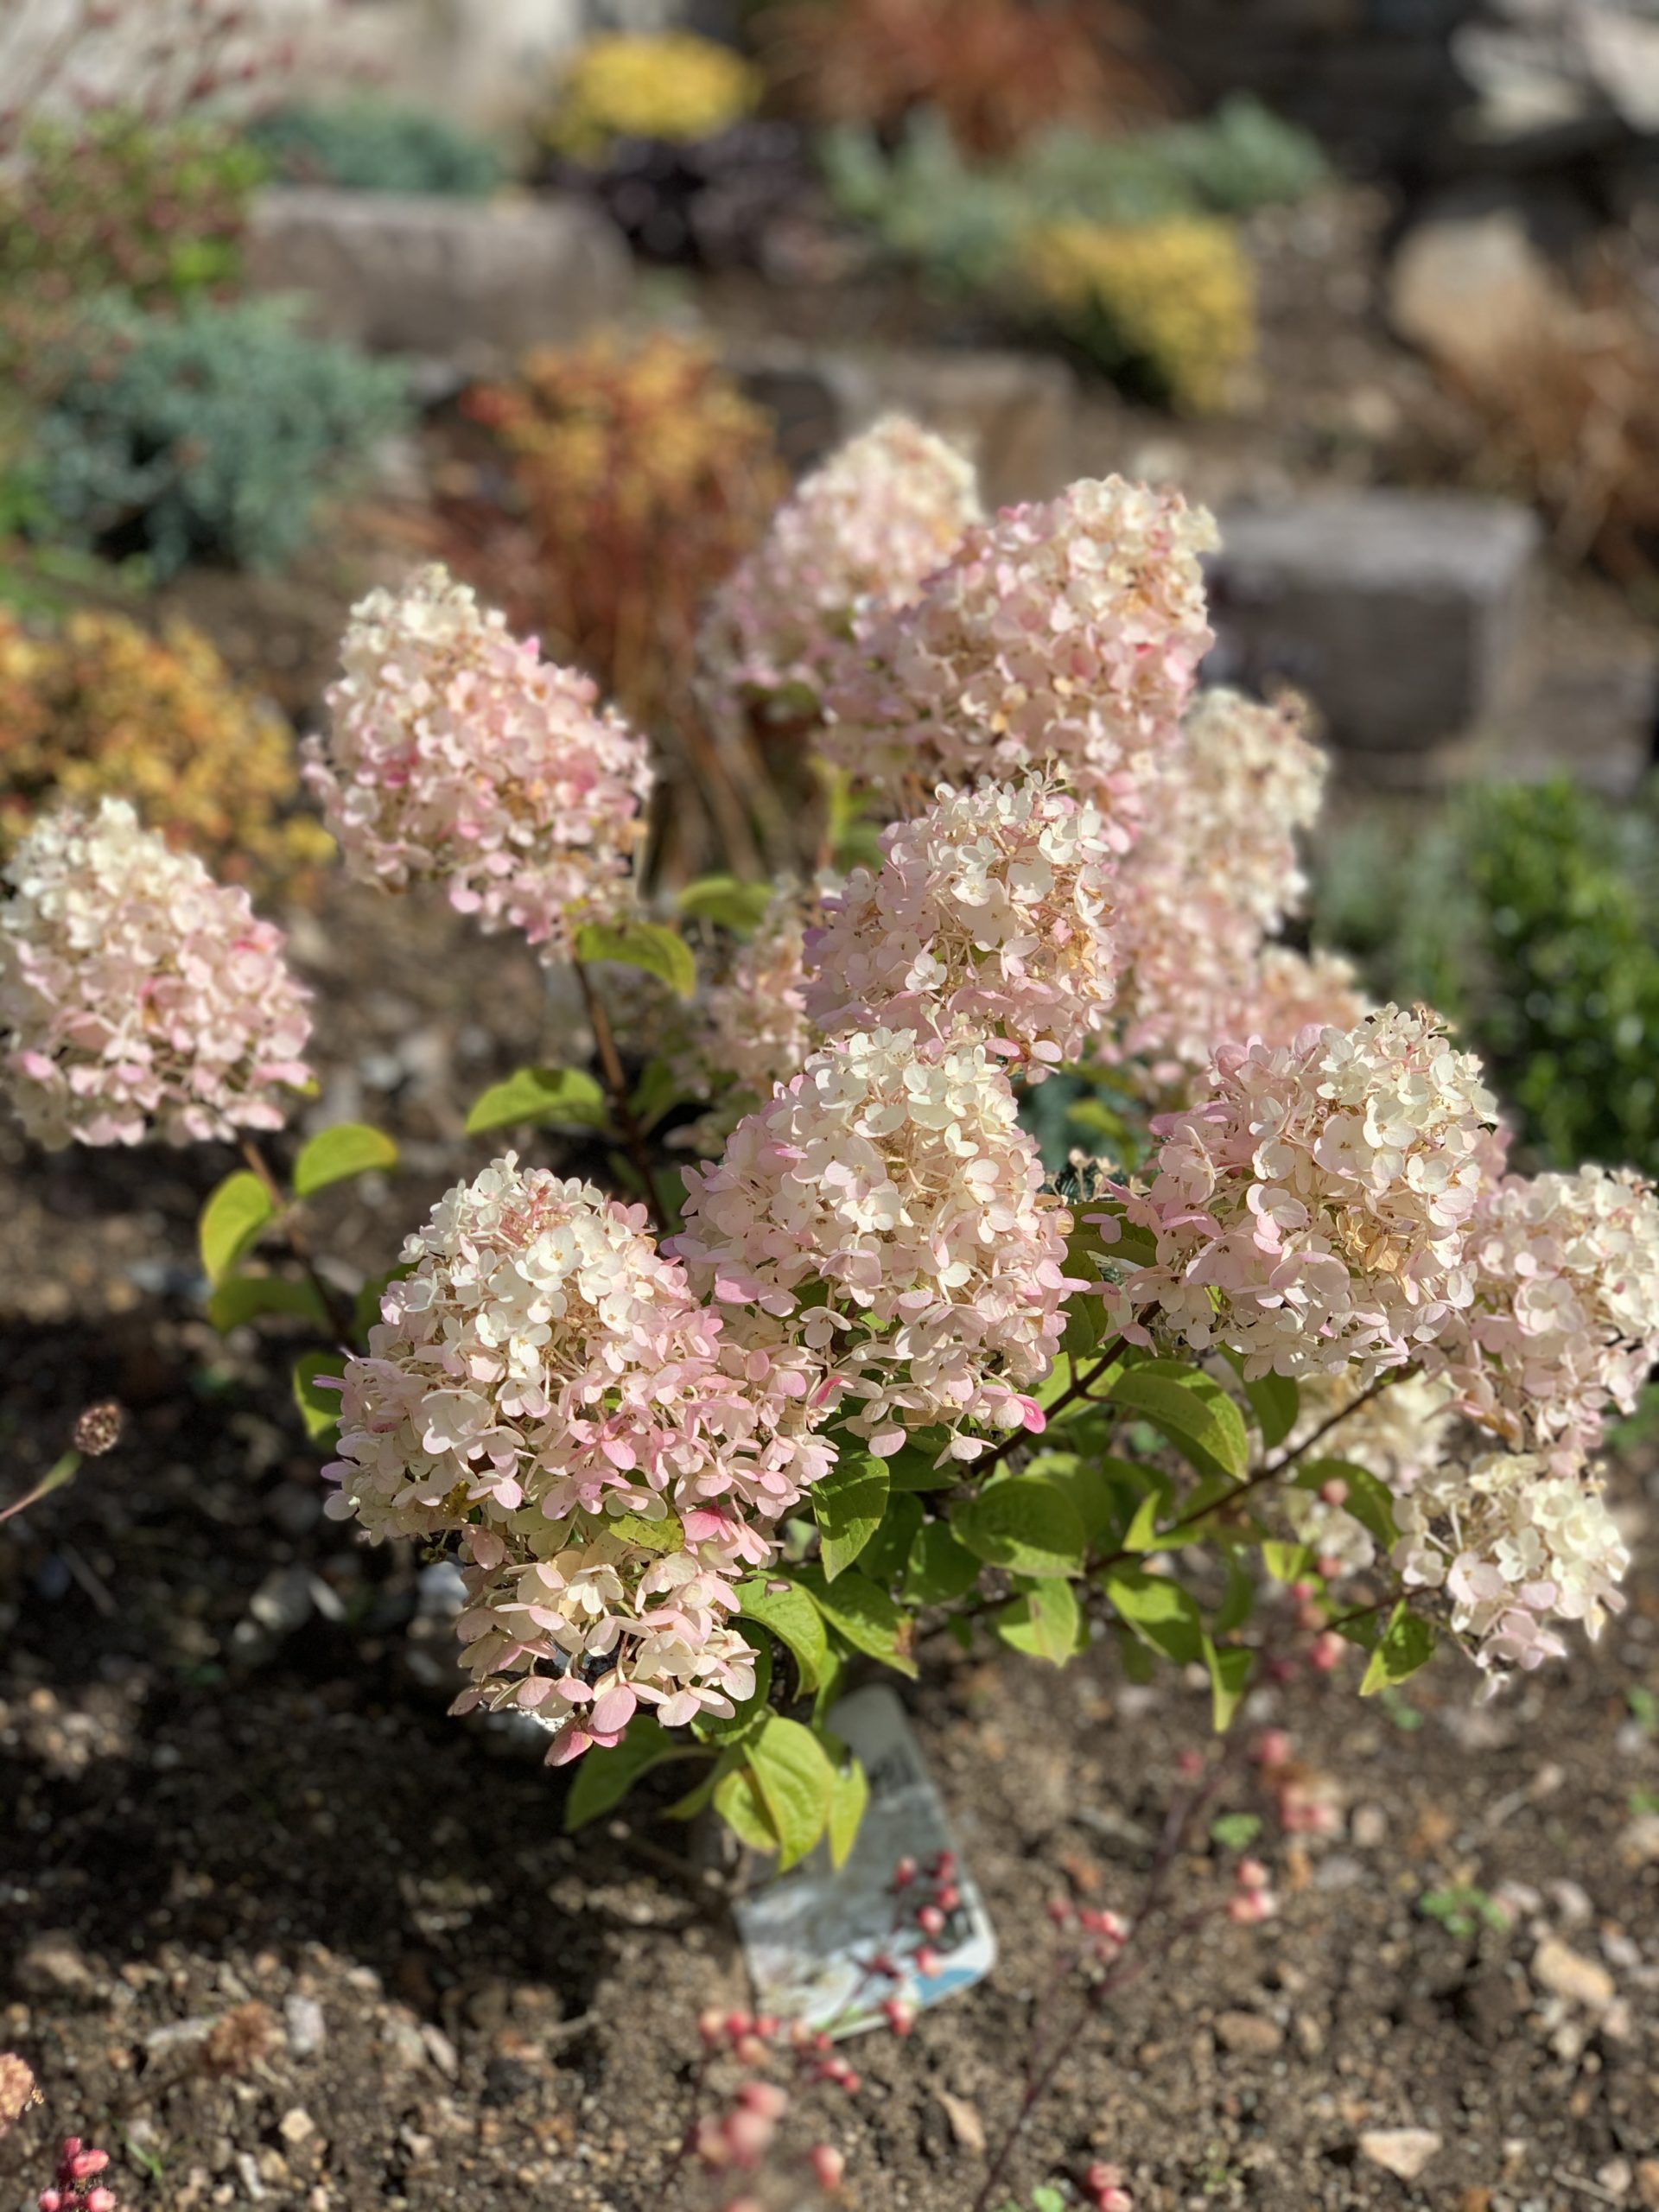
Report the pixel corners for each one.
[420,2023,459,2079]
[278,2109,315,2148]
[1531,1936,1615,2012]
[381,2018,429,2075]
[284,1995,327,2059]
[1637,2157,1659,2208]
[934,2088,985,2154]
[1214,2011,1284,2057]
[1617,1813,1659,1866]
[18,1935,98,1999]
[1359,2128,1444,2182]
[1351,1804,1388,1849]
[1545,1878,1593,1929]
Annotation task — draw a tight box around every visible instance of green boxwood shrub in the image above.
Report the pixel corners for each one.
[245,99,505,197]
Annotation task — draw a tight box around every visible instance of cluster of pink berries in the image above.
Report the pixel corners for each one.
[688,2007,851,2211]
[38,2140,118,2212]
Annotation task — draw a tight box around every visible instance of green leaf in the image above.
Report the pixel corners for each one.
[1100,1566,1205,1664]
[292,1121,398,1198]
[812,1451,889,1581]
[1031,2189,1068,2212]
[1215,1554,1256,1635]
[858,1492,925,1586]
[206,1274,329,1333]
[1119,1490,1164,1554]
[630,1056,683,1133]
[575,917,696,999]
[795,1565,918,1677]
[885,1433,956,1491]
[605,1510,683,1554]
[1242,1370,1299,1451]
[676,874,775,934]
[563,1716,691,1831]
[1031,1449,1152,1546]
[995,1579,1083,1666]
[199,1170,276,1286]
[464,1065,609,1136]
[1203,1636,1253,1732]
[827,1756,869,1869]
[1296,1458,1400,1554]
[950,1476,1086,1580]
[1210,1812,1262,1852]
[1090,1205,1159,1271]
[748,1715,837,1872]
[904,1520,982,1606]
[736,1574,830,1698]
[713,1763,781,1853]
[1105,1361,1249,1481]
[1260,1539,1311,1584]
[1360,1603,1437,1696]
[292,1351,342,1442]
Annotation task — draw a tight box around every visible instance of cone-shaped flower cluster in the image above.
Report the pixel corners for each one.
[303,566,652,963]
[0,798,311,1148]
[804,775,1118,1078]
[699,414,981,721]
[823,477,1217,817]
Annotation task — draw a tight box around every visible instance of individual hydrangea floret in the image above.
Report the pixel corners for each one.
[1104,690,1332,1086]
[822,477,1217,817]
[1394,1452,1629,1679]
[1104,1006,1498,1378]
[1429,1165,1659,1469]
[804,776,1117,1077]
[0,798,312,1148]
[698,415,981,722]
[325,1154,833,1545]
[303,565,652,962]
[672,1028,1077,1456]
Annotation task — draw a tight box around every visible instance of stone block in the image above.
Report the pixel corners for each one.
[245,188,632,372]
[732,343,1077,508]
[1205,490,1542,753]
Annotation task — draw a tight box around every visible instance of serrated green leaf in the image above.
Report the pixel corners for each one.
[995,1579,1083,1666]
[292,1351,342,1442]
[1033,1450,1155,1546]
[575,917,696,999]
[1360,1603,1437,1696]
[1100,1566,1205,1664]
[292,1121,398,1198]
[1120,1489,1164,1554]
[1211,1812,1262,1852]
[714,1763,781,1853]
[885,1433,956,1491]
[748,1716,836,1871]
[1203,1636,1253,1732]
[827,1755,868,1868]
[1215,1553,1256,1634]
[676,874,775,934]
[812,1451,889,1581]
[950,1476,1086,1580]
[563,1716,695,1831]
[736,1574,830,1698]
[1260,1538,1312,1584]
[206,1274,329,1333]
[1242,1369,1299,1450]
[795,1565,917,1677]
[904,1519,982,1605]
[464,1065,609,1136]
[199,1170,276,1287]
[858,1491,925,1586]
[1296,1458,1400,1554]
[604,1510,683,1554]
[1105,1361,1249,1480]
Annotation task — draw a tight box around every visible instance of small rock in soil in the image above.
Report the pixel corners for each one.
[284,1993,327,2057]
[933,2088,985,2154]
[1214,2011,1284,2057]
[1359,2127,1445,2181]
[1531,1936,1616,2012]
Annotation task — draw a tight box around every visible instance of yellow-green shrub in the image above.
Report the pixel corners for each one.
[1027,216,1256,413]
[545,34,761,162]
[0,607,331,895]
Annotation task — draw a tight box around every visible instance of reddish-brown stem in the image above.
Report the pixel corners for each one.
[969,1337,1126,1480]
[572,961,670,1236]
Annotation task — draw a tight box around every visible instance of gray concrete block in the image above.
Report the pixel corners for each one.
[1206,490,1542,753]
[245,188,633,372]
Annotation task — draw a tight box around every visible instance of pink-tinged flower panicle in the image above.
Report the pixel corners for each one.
[304,565,652,963]
[1103,1006,1498,1379]
[823,476,1217,817]
[699,414,981,721]
[1428,1164,1659,1469]
[673,1027,1077,1457]
[0,798,312,1149]
[39,2139,120,2212]
[804,774,1118,1078]
[674,885,817,1154]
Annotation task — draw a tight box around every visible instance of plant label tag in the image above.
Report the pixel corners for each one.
[732,1684,997,2037]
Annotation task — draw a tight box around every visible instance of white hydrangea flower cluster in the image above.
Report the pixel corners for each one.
[673,886,818,1154]
[302,565,653,963]
[1105,690,1334,1085]
[1430,1165,1659,1468]
[698,415,981,721]
[1394,1452,1629,1678]
[324,1156,836,1763]
[1228,946,1372,1059]
[673,1028,1076,1457]
[822,477,1217,817]
[0,797,312,1148]
[803,777,1118,1079]
[1109,1007,1498,1378]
